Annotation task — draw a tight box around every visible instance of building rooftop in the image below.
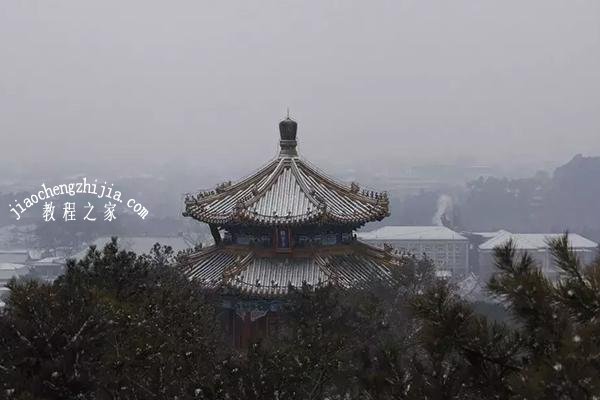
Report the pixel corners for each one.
[180,242,402,298]
[183,117,389,227]
[358,226,467,241]
[467,230,511,240]
[32,257,65,265]
[479,232,598,251]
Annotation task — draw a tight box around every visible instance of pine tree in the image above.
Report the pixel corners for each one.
[488,234,600,398]
[0,238,224,399]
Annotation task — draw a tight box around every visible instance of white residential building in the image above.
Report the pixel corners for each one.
[358,226,469,278]
[478,232,598,281]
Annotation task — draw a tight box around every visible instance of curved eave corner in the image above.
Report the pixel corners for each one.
[177,241,406,299]
[181,153,390,227]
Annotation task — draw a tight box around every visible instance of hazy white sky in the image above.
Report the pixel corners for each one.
[1,0,599,174]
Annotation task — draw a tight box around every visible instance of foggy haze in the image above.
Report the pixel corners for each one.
[1,0,599,177]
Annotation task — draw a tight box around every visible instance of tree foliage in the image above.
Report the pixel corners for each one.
[0,239,223,399]
[1,235,599,399]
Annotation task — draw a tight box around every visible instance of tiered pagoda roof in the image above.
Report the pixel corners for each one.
[180,241,401,298]
[183,118,389,227]
[180,116,400,298]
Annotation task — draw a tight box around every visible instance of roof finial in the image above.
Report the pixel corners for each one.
[287,107,290,119]
[279,113,298,157]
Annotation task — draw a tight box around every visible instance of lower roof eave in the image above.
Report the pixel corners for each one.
[179,241,404,298]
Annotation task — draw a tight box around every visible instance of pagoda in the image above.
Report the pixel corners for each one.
[181,116,401,346]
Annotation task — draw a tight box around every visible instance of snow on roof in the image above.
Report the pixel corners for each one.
[468,230,511,239]
[33,257,66,265]
[74,236,192,260]
[183,241,400,298]
[184,129,389,227]
[0,263,28,271]
[479,232,598,251]
[358,226,467,241]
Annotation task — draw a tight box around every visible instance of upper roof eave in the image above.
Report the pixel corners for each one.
[183,156,389,227]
